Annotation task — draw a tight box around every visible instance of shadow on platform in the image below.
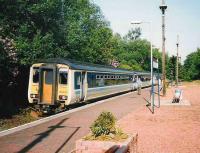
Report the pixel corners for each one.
[55,126,80,153]
[18,117,81,153]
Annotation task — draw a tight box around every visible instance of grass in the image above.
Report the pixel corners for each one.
[193,80,200,84]
[182,80,200,86]
[0,109,37,131]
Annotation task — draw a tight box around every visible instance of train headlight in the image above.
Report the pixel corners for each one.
[59,95,68,100]
[30,94,39,98]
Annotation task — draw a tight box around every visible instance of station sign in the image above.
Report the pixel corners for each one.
[153,57,158,69]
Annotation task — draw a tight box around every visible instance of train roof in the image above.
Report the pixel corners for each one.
[134,71,151,76]
[38,58,151,75]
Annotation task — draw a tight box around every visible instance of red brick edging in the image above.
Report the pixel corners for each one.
[75,133,138,153]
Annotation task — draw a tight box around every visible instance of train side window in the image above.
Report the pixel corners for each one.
[59,72,68,84]
[88,72,96,88]
[74,72,81,89]
[45,70,53,84]
[33,68,39,83]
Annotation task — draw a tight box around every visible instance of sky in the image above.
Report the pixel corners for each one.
[92,0,200,62]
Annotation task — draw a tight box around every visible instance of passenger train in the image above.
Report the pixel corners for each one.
[28,58,155,114]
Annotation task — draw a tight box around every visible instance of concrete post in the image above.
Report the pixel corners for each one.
[160,0,167,96]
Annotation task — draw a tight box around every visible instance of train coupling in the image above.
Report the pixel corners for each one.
[40,105,54,115]
[29,105,53,117]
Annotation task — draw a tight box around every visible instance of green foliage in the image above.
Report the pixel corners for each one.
[0,0,113,65]
[111,32,162,72]
[184,48,200,80]
[90,111,116,137]
[0,0,114,114]
[119,64,133,70]
[124,27,141,41]
[166,55,176,81]
[0,108,36,130]
[0,0,165,82]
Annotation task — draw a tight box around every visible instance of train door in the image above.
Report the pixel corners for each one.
[81,71,87,100]
[39,66,56,104]
[74,71,87,101]
[58,68,68,103]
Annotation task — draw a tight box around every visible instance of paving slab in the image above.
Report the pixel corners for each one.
[155,99,191,106]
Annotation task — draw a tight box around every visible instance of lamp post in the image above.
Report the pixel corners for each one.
[160,0,167,96]
[131,21,154,113]
[176,35,179,86]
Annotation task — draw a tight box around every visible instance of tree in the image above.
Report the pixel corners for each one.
[0,0,115,115]
[184,48,200,80]
[112,30,156,71]
[124,28,141,41]
[0,0,174,116]
[166,55,176,81]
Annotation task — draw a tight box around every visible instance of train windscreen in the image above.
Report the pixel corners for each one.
[33,67,39,83]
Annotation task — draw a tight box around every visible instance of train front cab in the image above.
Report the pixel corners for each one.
[28,63,69,113]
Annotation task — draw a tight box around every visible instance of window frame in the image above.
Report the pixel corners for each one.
[44,69,53,85]
[74,71,82,90]
[59,71,68,85]
[32,67,39,84]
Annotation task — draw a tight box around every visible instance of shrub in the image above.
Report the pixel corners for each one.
[90,111,116,137]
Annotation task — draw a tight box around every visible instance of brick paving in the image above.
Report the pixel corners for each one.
[0,89,150,153]
[119,84,200,153]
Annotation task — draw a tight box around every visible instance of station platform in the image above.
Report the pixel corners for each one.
[0,88,150,153]
[119,83,200,153]
[1,84,199,153]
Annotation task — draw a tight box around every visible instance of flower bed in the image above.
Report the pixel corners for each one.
[75,111,138,153]
[76,133,138,153]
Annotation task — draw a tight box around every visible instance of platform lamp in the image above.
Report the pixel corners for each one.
[131,21,155,113]
[160,0,168,96]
